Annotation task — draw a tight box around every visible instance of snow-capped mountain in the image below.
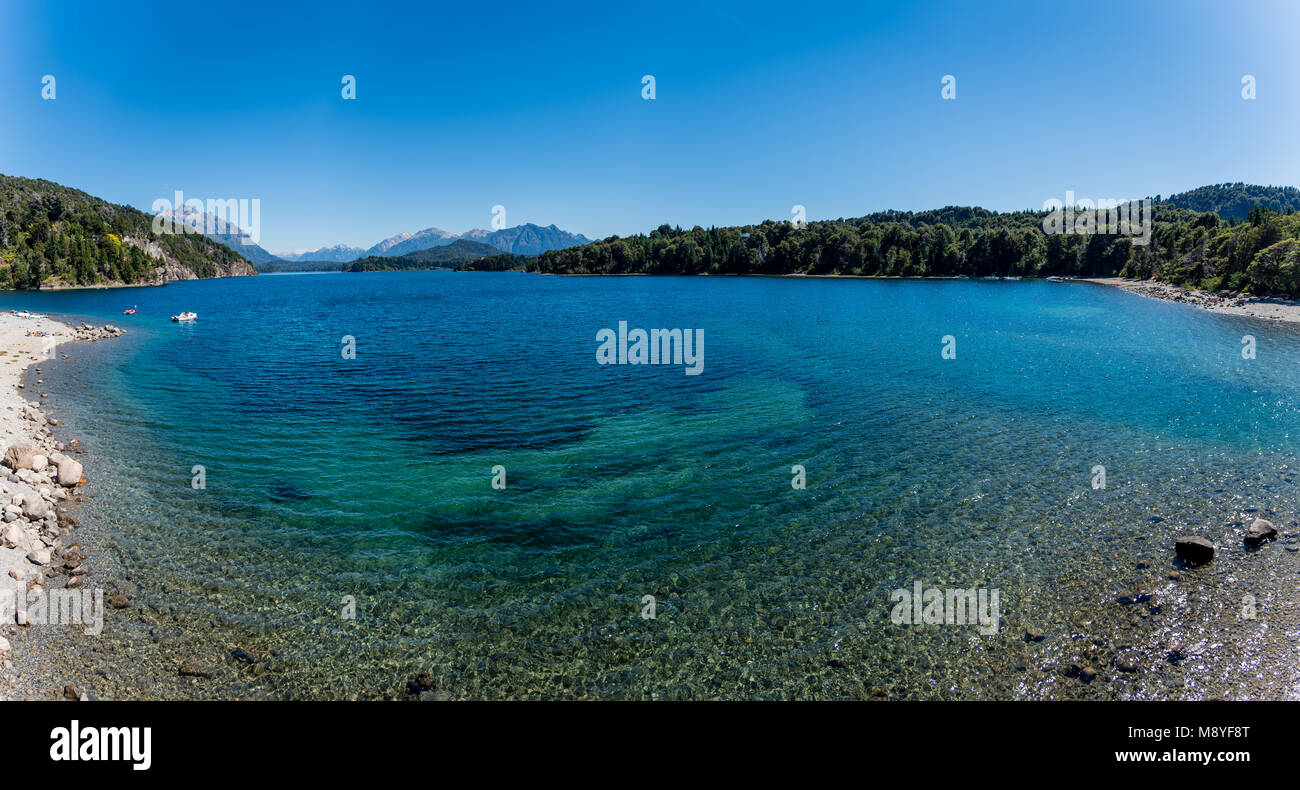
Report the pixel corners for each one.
[274,223,590,262]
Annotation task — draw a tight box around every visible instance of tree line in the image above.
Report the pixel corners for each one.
[477,196,1300,296]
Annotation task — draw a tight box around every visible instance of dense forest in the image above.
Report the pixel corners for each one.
[257,259,348,273]
[1163,183,1300,222]
[468,187,1300,297]
[0,174,255,289]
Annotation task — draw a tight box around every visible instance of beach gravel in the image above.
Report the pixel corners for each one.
[0,310,126,700]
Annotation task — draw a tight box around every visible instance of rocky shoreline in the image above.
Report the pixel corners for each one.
[0,313,127,699]
[1081,277,1300,322]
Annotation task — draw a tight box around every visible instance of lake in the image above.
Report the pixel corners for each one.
[5,272,1300,699]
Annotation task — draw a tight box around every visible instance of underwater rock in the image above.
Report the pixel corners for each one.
[1243,518,1277,547]
[1116,590,1151,605]
[1068,663,1098,682]
[178,658,215,678]
[407,672,437,694]
[268,481,311,502]
[1174,536,1214,565]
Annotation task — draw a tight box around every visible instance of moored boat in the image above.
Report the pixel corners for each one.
[171,311,198,322]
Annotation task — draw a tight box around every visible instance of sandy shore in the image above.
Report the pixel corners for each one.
[1080,277,1300,322]
[0,310,124,699]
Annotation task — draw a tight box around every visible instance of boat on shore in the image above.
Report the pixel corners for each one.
[1046,276,1065,282]
[171,311,198,322]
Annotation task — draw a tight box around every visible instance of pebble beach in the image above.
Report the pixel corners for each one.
[1082,277,1300,323]
[0,310,124,700]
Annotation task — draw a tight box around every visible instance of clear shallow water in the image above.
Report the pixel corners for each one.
[6,273,1300,699]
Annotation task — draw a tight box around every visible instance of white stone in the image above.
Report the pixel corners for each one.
[56,458,83,487]
[20,493,47,519]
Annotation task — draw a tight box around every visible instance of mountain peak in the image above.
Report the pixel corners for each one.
[276,222,589,263]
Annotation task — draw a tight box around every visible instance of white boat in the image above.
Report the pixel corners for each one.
[1004,276,1020,280]
[1046,276,1064,282]
[171,311,198,322]
[982,275,1000,280]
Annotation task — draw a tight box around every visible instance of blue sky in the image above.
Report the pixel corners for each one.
[2,0,1298,252]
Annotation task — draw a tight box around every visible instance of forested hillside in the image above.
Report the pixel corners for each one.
[346,239,502,272]
[520,189,1300,296]
[1163,183,1300,221]
[0,174,257,289]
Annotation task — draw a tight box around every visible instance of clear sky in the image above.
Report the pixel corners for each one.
[2,0,1298,253]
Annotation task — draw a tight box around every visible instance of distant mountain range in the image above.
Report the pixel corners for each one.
[258,238,504,273]
[271,223,590,263]
[158,205,278,265]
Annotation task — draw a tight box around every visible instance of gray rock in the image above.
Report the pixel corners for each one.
[1244,518,1277,547]
[178,659,214,678]
[20,493,47,519]
[1174,536,1215,565]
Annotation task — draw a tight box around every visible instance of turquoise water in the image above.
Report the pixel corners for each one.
[6,273,1300,699]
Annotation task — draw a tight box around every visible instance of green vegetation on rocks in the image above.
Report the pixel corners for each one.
[0,174,256,289]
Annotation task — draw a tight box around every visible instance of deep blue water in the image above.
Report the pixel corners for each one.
[6,272,1300,699]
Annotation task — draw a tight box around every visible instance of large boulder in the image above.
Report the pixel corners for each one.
[1244,518,1278,547]
[20,492,48,520]
[3,445,46,471]
[56,458,83,488]
[1175,536,1215,565]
